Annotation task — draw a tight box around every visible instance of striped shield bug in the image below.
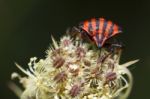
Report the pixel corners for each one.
[67,18,122,49]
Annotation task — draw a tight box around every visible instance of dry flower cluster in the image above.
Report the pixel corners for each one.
[10,35,138,99]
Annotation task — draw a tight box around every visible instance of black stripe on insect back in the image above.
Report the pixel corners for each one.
[96,18,100,33]
[108,23,114,38]
[96,32,100,46]
[88,19,93,33]
[95,18,100,45]
[79,21,93,41]
[100,19,107,44]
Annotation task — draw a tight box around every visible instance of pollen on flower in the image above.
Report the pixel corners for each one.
[53,56,65,68]
[70,84,82,97]
[76,46,86,58]
[60,36,72,47]
[105,72,117,83]
[10,35,139,99]
[54,71,67,83]
[83,59,91,66]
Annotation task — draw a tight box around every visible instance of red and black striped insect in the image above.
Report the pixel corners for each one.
[68,18,122,48]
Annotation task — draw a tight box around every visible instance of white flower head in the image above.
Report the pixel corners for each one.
[10,35,139,99]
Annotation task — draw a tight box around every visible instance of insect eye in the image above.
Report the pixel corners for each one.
[80,29,85,33]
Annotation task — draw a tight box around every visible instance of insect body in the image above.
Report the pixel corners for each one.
[71,18,122,48]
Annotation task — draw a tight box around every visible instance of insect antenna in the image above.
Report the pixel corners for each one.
[66,26,81,36]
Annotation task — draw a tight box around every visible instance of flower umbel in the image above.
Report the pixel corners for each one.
[10,35,139,99]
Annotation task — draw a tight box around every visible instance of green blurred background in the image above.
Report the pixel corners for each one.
[0,0,150,99]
